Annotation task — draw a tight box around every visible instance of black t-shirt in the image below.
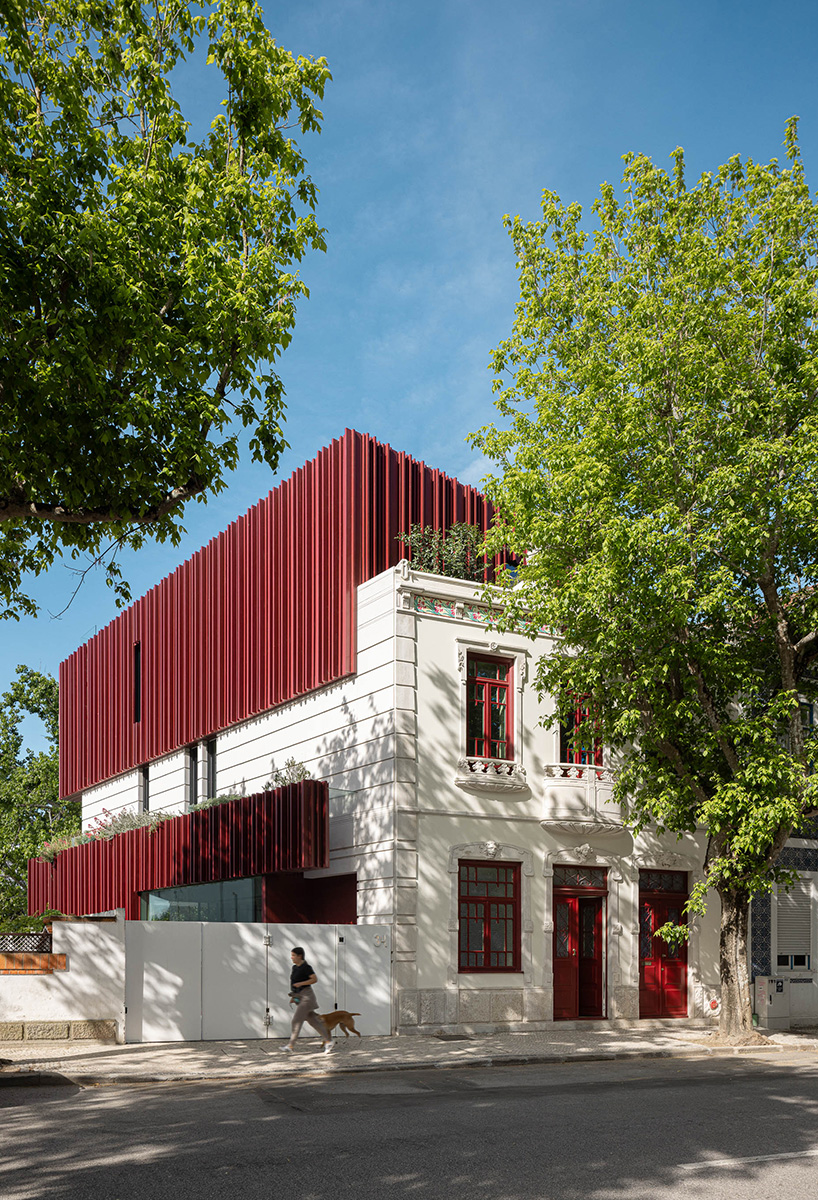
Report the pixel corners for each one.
[290,961,314,990]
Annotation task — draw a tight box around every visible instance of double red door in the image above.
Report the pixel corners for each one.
[553,895,604,1019]
[639,897,688,1017]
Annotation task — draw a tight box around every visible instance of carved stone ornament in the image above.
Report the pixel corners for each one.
[454,757,530,795]
[654,852,685,869]
[573,843,594,863]
[482,841,500,859]
[540,818,623,836]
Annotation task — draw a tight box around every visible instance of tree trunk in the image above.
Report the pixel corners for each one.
[718,889,754,1037]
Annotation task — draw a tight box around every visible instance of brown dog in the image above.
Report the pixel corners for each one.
[318,1010,361,1038]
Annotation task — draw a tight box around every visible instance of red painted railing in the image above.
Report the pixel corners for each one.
[27,782,328,919]
[60,429,497,797]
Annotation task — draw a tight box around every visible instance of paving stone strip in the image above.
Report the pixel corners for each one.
[1,1027,816,1086]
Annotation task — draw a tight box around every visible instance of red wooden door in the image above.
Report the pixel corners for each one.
[639,898,688,1017]
[553,897,578,1019]
[554,896,604,1019]
[577,897,603,1017]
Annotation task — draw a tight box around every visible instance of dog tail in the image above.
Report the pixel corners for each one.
[348,1013,361,1017]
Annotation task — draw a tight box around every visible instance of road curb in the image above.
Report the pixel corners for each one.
[0,1070,79,1089]
[1,1041,803,1088]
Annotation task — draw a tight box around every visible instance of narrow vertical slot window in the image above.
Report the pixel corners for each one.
[133,641,142,724]
[206,738,217,799]
[139,765,150,813]
[187,745,199,810]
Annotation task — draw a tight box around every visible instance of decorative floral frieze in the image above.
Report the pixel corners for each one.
[413,594,490,623]
[410,592,549,634]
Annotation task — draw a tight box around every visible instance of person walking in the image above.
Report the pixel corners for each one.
[282,946,334,1053]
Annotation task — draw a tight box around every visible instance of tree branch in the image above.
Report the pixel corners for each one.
[0,481,204,525]
[794,628,818,657]
[680,643,741,775]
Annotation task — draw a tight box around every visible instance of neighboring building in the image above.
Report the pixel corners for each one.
[39,426,808,1033]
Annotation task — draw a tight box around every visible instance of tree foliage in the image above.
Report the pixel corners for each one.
[472,120,818,1035]
[0,0,330,617]
[0,666,77,925]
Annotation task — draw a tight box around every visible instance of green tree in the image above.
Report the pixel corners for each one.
[0,0,330,617]
[0,666,76,925]
[472,119,818,1038]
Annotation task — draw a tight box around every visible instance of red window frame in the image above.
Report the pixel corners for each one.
[466,655,513,761]
[559,694,602,767]
[458,859,521,972]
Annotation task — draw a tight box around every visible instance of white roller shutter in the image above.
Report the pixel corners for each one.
[777,879,813,957]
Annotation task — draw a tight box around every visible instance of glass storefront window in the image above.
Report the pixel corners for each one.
[141,876,262,922]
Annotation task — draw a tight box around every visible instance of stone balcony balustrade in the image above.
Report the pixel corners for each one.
[541,760,623,833]
[454,756,530,795]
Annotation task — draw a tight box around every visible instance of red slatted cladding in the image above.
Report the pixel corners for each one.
[28,783,328,919]
[59,429,497,797]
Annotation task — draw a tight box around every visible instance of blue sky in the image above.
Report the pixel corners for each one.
[5,0,818,747]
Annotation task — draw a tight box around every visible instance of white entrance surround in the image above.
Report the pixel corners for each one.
[631,850,713,1020]
[543,844,630,1020]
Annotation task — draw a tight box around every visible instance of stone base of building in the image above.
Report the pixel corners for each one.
[396,986,718,1033]
[0,1019,117,1042]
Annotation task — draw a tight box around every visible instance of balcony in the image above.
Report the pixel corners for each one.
[454,757,530,795]
[541,762,622,833]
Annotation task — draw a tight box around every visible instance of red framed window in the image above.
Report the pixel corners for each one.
[458,860,521,971]
[467,656,513,760]
[559,695,602,767]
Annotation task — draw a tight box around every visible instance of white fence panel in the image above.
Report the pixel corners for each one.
[125,920,393,1042]
[201,923,267,1040]
[125,922,202,1042]
[264,923,339,1039]
[337,925,392,1036]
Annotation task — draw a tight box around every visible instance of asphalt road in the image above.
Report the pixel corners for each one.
[2,1051,818,1199]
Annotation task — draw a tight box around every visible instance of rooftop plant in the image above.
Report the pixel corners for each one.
[397,522,486,582]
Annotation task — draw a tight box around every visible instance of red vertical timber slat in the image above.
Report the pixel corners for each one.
[59,431,501,797]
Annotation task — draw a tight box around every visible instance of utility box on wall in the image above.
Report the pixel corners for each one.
[755,976,791,1030]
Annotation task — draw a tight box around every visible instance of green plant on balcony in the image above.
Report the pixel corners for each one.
[397,523,485,582]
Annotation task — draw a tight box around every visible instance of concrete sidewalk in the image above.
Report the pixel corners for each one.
[3,1023,818,1086]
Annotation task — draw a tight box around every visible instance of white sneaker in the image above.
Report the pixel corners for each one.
[281,1044,294,1053]
[323,1041,335,1054]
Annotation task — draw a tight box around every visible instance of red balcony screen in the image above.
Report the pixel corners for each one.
[27,781,328,919]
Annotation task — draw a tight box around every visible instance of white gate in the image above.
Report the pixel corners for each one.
[125,922,392,1042]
